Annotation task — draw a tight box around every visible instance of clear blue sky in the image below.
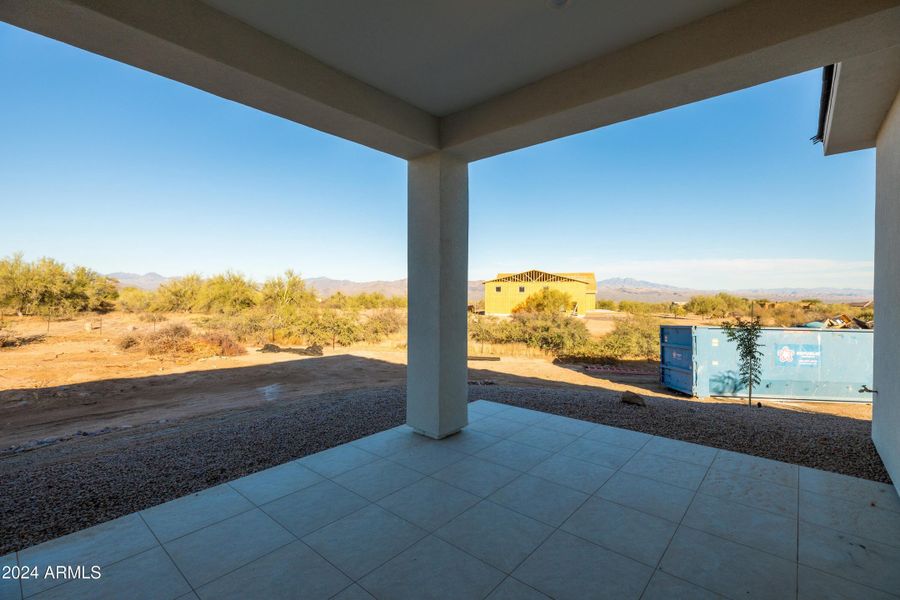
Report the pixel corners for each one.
[0,23,875,290]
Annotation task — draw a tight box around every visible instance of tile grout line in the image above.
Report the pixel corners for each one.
[16,551,22,600]
[472,424,657,595]
[141,484,349,596]
[637,447,721,600]
[193,537,298,595]
[314,470,433,586]
[797,562,900,600]
[796,470,801,600]
[17,518,166,599]
[454,407,900,595]
[252,503,372,592]
[325,425,604,596]
[137,511,200,597]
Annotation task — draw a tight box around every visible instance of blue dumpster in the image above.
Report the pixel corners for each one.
[660,325,873,402]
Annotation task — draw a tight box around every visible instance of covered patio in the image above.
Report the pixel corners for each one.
[4,400,900,599]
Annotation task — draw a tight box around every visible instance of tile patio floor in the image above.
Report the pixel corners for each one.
[3,400,900,599]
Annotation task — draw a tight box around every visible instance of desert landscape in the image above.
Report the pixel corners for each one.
[0,260,882,555]
[1,311,871,452]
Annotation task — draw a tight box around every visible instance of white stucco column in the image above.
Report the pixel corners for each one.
[873,90,900,496]
[406,152,469,439]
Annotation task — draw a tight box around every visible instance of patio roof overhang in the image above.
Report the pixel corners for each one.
[2,0,899,161]
[819,46,900,155]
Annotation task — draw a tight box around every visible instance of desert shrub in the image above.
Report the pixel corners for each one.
[152,275,203,312]
[193,272,259,314]
[195,332,246,356]
[197,311,268,344]
[517,312,590,353]
[469,312,589,354]
[616,300,669,315]
[512,289,575,314]
[302,309,363,348]
[684,295,725,317]
[362,309,405,343]
[261,271,317,311]
[594,315,660,360]
[324,292,407,310]
[118,323,193,355]
[684,293,750,318]
[555,340,617,364]
[139,312,168,324]
[0,253,118,316]
[118,287,156,313]
[117,334,140,350]
[595,299,617,310]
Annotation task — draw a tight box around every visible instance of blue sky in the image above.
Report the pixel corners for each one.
[0,23,875,290]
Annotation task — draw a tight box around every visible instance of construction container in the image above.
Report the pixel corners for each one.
[660,325,873,402]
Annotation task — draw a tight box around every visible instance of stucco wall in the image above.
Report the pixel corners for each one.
[873,89,900,496]
[484,280,593,315]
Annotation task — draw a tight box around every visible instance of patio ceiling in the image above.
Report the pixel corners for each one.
[201,0,746,117]
[3,0,900,160]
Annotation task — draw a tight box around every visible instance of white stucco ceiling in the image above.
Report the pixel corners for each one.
[201,0,745,116]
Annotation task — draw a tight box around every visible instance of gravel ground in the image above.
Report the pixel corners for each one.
[0,384,889,555]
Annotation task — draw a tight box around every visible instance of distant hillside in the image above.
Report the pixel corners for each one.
[596,278,694,302]
[105,272,872,304]
[595,278,872,304]
[107,272,171,290]
[307,276,871,304]
[306,277,485,299]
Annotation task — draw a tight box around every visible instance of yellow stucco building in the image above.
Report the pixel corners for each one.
[483,270,597,315]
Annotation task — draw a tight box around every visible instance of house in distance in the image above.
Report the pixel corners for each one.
[483,270,597,316]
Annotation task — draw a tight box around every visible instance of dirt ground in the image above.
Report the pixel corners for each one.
[0,313,872,450]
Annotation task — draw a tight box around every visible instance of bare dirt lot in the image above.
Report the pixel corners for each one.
[0,313,871,449]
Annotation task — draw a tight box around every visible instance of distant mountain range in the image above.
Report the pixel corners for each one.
[107,273,873,303]
[593,278,872,304]
[106,272,171,290]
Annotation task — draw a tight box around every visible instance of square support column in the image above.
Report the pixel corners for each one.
[406,152,469,439]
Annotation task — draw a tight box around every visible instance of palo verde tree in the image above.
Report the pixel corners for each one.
[721,316,764,407]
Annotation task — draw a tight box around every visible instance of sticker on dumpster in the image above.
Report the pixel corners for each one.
[775,344,820,367]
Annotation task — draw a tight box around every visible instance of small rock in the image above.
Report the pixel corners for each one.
[620,391,646,406]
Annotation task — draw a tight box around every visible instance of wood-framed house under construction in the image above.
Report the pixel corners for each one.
[483,270,597,315]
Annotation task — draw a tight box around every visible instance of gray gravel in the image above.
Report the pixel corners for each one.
[0,384,888,555]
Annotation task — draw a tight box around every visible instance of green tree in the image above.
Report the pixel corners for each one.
[153,275,203,312]
[595,315,660,360]
[361,309,405,343]
[118,287,156,313]
[260,270,316,340]
[721,316,764,407]
[512,289,575,314]
[617,300,668,315]
[685,295,727,318]
[0,253,34,314]
[303,309,361,349]
[193,272,259,314]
